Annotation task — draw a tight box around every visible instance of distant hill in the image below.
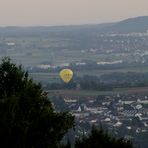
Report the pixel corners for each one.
[0,23,113,34]
[102,16,148,33]
[0,16,148,34]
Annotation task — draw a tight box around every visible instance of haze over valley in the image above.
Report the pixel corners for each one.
[0,16,148,79]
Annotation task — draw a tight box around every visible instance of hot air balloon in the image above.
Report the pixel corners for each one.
[59,69,73,83]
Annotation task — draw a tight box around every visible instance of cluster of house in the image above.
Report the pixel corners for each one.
[63,94,148,136]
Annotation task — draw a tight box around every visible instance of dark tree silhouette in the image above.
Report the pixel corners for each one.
[0,57,74,148]
[75,126,133,148]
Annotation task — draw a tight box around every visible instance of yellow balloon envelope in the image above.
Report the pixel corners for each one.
[59,69,73,83]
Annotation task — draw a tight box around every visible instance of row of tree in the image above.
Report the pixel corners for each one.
[45,71,148,91]
[45,75,113,91]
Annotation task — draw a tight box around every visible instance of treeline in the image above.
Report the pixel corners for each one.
[45,72,148,90]
[100,72,148,87]
[45,75,113,91]
[74,126,133,148]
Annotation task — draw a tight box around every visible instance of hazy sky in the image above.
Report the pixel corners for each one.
[0,0,148,26]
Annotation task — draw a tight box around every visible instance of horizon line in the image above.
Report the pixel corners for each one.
[0,15,147,28]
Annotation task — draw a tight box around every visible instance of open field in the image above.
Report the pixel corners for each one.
[47,87,148,98]
[29,72,60,83]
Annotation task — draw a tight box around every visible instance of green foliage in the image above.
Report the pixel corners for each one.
[78,75,113,91]
[46,75,112,91]
[0,57,74,148]
[75,126,134,148]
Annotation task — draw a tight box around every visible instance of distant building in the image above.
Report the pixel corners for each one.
[37,64,51,69]
[7,42,15,46]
